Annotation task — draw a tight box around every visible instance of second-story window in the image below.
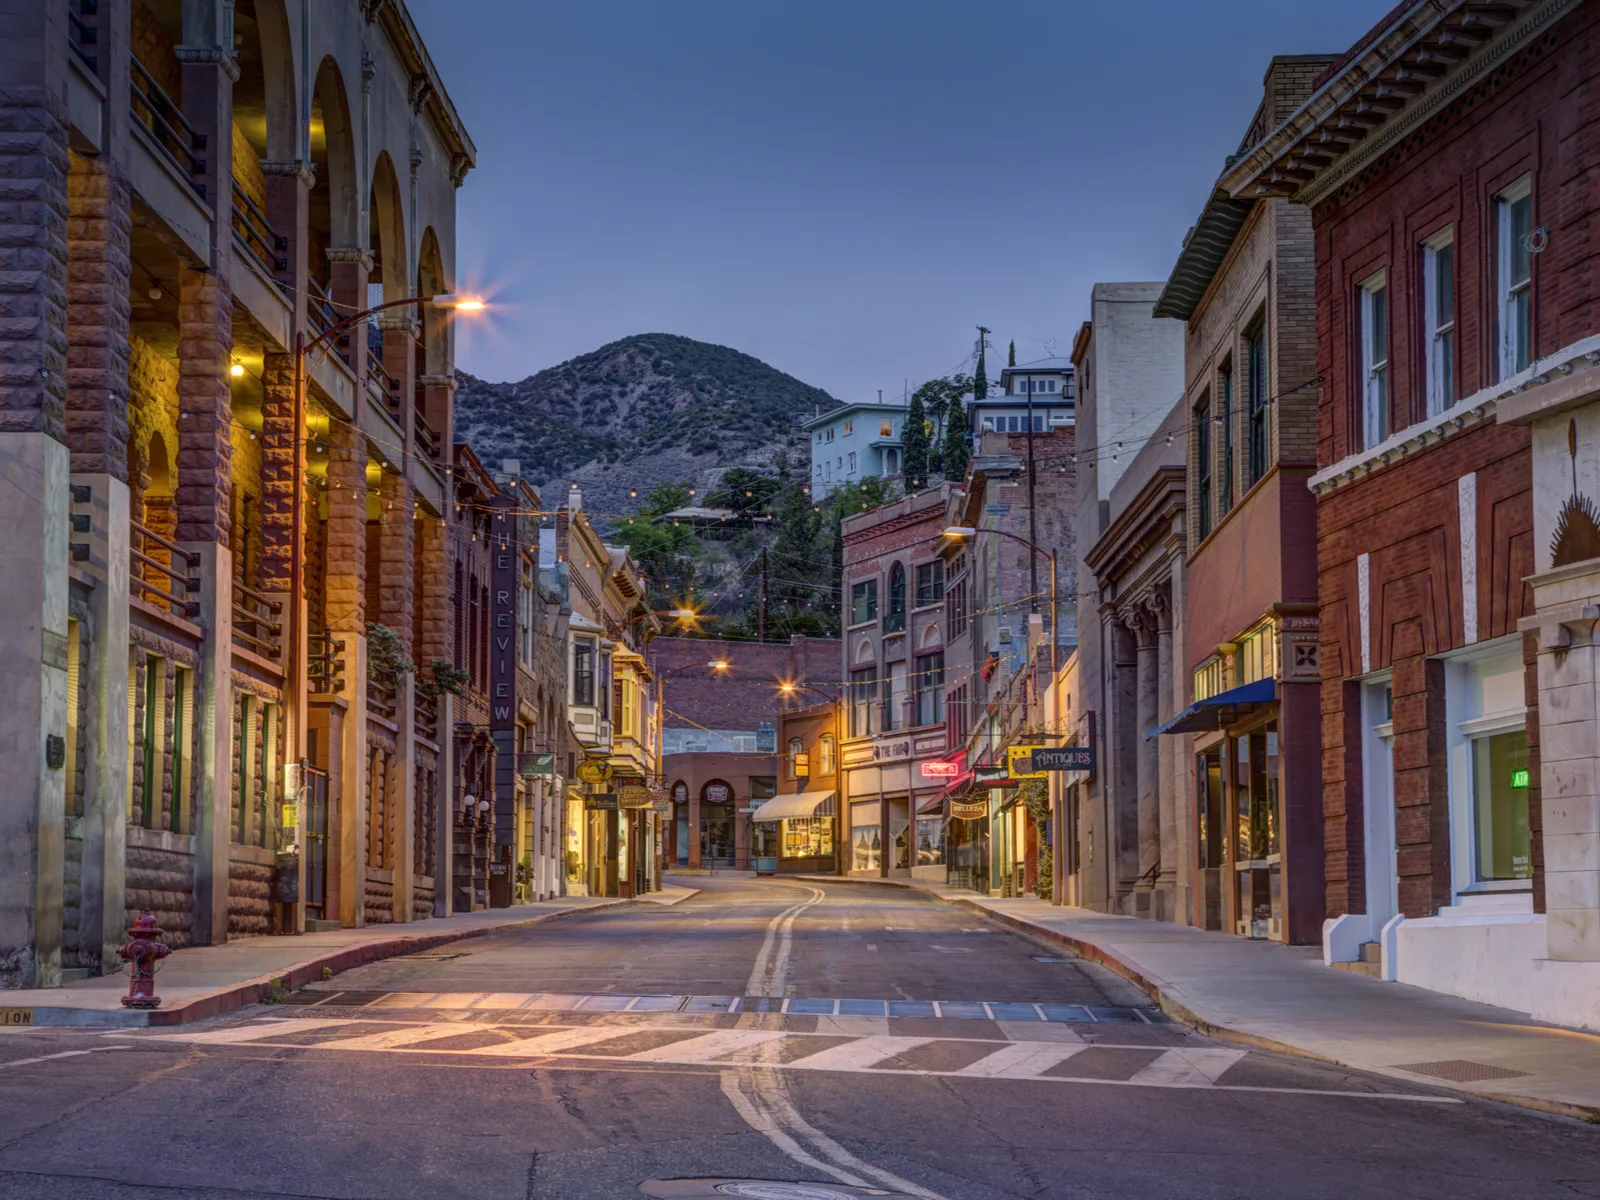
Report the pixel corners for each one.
[788,736,805,779]
[1423,228,1456,416]
[844,420,854,435]
[850,667,878,737]
[818,734,835,775]
[885,562,906,633]
[1220,359,1234,514]
[945,556,968,640]
[1246,319,1269,485]
[914,651,945,726]
[916,561,944,605]
[600,652,613,722]
[880,419,893,436]
[850,579,878,625]
[847,451,858,473]
[1196,392,1212,541]
[573,639,595,707]
[1497,178,1532,379]
[1360,271,1389,448]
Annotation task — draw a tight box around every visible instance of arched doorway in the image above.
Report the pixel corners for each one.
[700,780,735,868]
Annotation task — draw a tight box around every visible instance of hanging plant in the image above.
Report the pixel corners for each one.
[420,658,471,700]
[365,621,416,691]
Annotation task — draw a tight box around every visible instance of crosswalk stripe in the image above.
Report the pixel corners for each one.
[467,1026,645,1057]
[143,1019,349,1044]
[1125,1048,1247,1087]
[313,1023,476,1051]
[626,1030,789,1063]
[783,1036,935,1072]
[418,993,489,1010]
[954,1042,1087,1079]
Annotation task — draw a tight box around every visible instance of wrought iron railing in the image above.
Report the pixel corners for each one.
[414,410,442,460]
[130,55,206,194]
[307,629,346,694]
[306,274,338,342]
[69,1,98,73]
[231,179,287,279]
[368,681,397,721]
[131,520,200,617]
[232,579,283,661]
[415,692,439,742]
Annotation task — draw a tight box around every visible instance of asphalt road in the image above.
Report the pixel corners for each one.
[0,875,1597,1199]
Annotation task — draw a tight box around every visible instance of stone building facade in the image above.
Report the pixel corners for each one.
[0,0,475,986]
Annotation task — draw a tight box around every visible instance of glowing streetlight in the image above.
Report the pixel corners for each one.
[431,293,486,311]
[942,525,978,540]
[707,659,730,672]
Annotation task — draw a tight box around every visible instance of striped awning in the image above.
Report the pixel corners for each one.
[749,790,836,822]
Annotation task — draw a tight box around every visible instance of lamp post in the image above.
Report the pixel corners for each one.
[286,292,483,891]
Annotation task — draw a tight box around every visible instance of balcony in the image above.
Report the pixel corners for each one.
[368,680,398,723]
[414,409,442,461]
[306,275,346,356]
[131,520,199,618]
[232,579,283,663]
[307,630,347,695]
[415,692,440,743]
[68,1,98,73]
[231,179,288,284]
[130,55,205,197]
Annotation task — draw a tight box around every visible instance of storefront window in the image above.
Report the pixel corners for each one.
[1473,729,1531,882]
[1232,723,1281,938]
[1197,747,1223,870]
[783,817,834,858]
[852,824,881,871]
[916,817,944,865]
[752,821,779,858]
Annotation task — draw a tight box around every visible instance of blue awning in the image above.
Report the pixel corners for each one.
[1146,678,1276,739]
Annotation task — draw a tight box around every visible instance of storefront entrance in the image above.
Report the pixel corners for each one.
[1193,719,1281,938]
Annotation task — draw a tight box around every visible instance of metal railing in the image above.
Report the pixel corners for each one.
[414,410,442,460]
[69,1,98,73]
[232,579,283,661]
[415,692,439,742]
[130,55,206,194]
[306,274,338,342]
[368,681,397,722]
[131,520,200,617]
[231,179,287,279]
[307,629,346,694]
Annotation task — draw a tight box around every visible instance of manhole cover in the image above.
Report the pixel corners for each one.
[640,1180,906,1199]
[1031,955,1069,963]
[1391,1059,1531,1083]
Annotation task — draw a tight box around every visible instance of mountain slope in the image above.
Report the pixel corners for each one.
[453,333,840,519]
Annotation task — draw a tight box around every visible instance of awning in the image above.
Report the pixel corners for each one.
[1147,678,1276,739]
[750,790,836,822]
[918,792,947,815]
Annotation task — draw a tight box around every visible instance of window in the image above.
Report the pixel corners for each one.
[818,734,836,775]
[600,652,613,721]
[1195,392,1212,541]
[884,662,906,731]
[1497,178,1532,379]
[1473,730,1531,882]
[914,652,945,726]
[850,667,878,737]
[851,801,881,872]
[1449,645,1531,892]
[982,417,995,431]
[847,451,857,473]
[1031,413,1045,432]
[850,579,878,624]
[1423,229,1455,416]
[1219,360,1234,514]
[787,736,805,778]
[1360,271,1389,448]
[826,428,834,442]
[946,558,968,639]
[1246,320,1269,484]
[880,419,893,437]
[885,562,906,633]
[572,639,595,707]
[916,817,943,865]
[915,561,944,605]
[950,683,970,744]
[843,420,854,435]
[784,816,834,859]
[138,655,165,830]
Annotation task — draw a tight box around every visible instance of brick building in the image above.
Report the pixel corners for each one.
[1148,56,1332,944]
[1222,0,1600,1024]
[0,0,476,986]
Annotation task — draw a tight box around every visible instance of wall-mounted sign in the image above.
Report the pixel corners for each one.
[950,800,988,821]
[618,785,653,809]
[920,760,960,779]
[1031,747,1095,772]
[584,792,619,810]
[522,752,555,778]
[972,765,1019,788]
[652,798,673,814]
[1511,768,1530,789]
[703,783,732,806]
[1007,745,1046,780]
[490,495,519,847]
[577,759,612,785]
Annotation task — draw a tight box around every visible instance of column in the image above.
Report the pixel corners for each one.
[325,419,368,926]
[261,163,313,332]
[688,789,701,870]
[417,373,455,468]
[434,692,455,915]
[380,312,418,462]
[1152,593,1179,922]
[1131,611,1160,907]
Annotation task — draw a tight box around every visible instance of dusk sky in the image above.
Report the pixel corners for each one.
[407,1,1396,401]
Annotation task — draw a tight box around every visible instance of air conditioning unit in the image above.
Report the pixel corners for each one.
[997,627,1013,646]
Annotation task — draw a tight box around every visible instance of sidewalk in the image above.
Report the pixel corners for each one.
[0,886,699,1029]
[796,875,1600,1122]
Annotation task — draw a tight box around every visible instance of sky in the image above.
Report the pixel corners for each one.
[407,0,1397,401]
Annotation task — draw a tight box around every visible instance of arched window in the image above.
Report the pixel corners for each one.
[818,735,836,776]
[886,562,907,633]
[788,736,806,779]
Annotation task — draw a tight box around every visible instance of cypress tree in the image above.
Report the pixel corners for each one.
[902,386,931,491]
[1008,339,1016,367]
[974,337,988,401]
[942,388,970,482]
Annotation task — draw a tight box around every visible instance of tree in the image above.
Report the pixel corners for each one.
[607,516,701,609]
[1008,339,1016,368]
[705,467,779,516]
[943,388,970,482]
[635,482,691,517]
[902,386,931,491]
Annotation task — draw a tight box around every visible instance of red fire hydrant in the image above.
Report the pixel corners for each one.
[118,912,170,1009]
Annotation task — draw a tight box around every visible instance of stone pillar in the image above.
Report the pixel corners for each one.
[1131,611,1160,906]
[415,513,448,669]
[174,266,232,543]
[375,472,415,647]
[326,249,372,392]
[392,674,415,922]
[380,312,418,461]
[176,7,235,276]
[73,473,130,973]
[418,373,455,466]
[64,154,131,478]
[434,691,455,915]
[258,354,296,595]
[187,541,234,944]
[1152,593,1178,922]
[324,419,367,926]
[688,789,701,870]
[260,163,312,332]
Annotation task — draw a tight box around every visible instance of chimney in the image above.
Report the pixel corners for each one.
[568,483,582,513]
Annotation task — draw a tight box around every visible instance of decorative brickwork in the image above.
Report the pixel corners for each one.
[125,841,195,949]
[226,855,271,936]
[65,151,131,477]
[175,266,233,543]
[374,471,415,647]
[324,419,366,632]
[0,84,70,440]
[258,353,296,592]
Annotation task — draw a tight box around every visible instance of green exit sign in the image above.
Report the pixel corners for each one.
[1511,769,1530,789]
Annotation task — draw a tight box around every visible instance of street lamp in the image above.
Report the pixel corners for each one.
[287,291,486,784]
[777,679,838,705]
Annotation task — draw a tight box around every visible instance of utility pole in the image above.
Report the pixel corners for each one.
[758,547,769,641]
[1026,376,1038,617]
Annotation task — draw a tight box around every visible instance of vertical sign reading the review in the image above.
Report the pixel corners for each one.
[491,496,518,847]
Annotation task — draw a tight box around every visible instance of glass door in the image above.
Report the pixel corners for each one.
[1231,722,1281,938]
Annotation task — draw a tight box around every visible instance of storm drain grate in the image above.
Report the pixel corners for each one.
[1392,1059,1531,1083]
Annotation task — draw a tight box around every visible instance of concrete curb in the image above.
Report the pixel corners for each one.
[785,875,1600,1123]
[26,899,639,1029]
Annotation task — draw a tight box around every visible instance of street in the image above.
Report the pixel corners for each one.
[0,878,1595,1199]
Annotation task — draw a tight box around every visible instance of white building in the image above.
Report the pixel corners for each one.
[804,401,916,500]
[970,357,1077,434]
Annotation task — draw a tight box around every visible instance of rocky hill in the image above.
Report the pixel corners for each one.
[453,333,840,520]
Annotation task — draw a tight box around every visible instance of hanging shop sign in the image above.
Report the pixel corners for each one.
[950,799,989,821]
[652,798,673,814]
[703,782,732,806]
[1007,745,1047,780]
[972,765,1018,788]
[618,785,654,809]
[522,752,556,778]
[578,759,612,785]
[1031,746,1095,772]
[584,792,620,810]
[920,759,960,779]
